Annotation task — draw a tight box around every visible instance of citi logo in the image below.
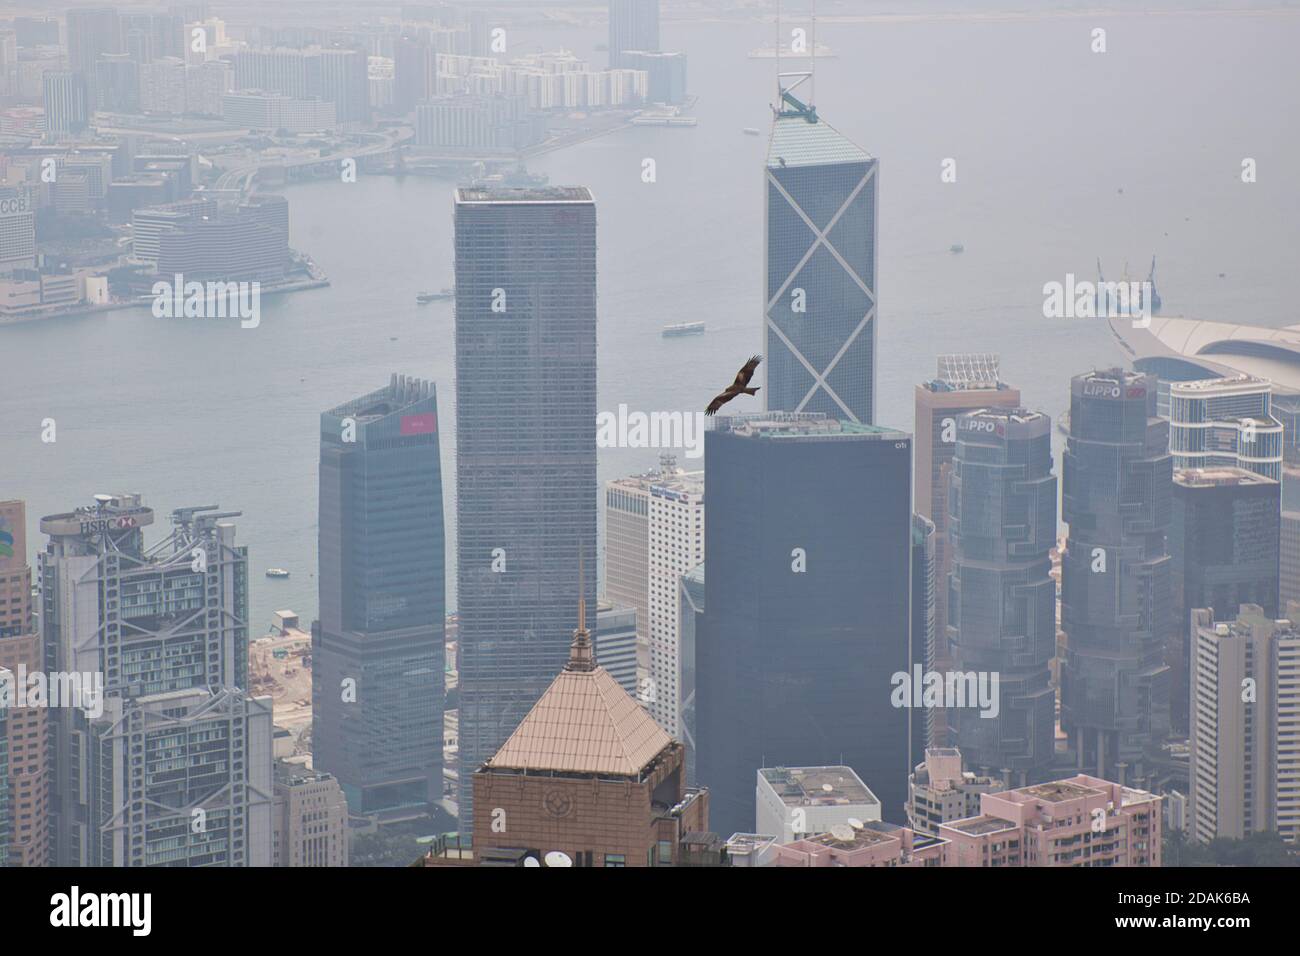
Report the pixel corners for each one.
[50,886,151,937]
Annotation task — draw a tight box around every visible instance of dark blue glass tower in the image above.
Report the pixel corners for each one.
[947,408,1057,782]
[313,374,446,815]
[1061,369,1172,782]
[696,414,911,836]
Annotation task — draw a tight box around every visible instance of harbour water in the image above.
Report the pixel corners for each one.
[3,12,1298,629]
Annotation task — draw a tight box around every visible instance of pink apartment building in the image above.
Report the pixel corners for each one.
[939,774,1161,867]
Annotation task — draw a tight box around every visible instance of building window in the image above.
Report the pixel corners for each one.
[603,854,625,867]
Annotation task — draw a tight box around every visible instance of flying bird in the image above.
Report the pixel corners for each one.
[706,354,762,416]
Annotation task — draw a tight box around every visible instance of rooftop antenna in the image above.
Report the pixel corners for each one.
[811,0,816,108]
[776,0,781,88]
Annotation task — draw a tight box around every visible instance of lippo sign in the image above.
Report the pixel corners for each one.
[400,413,436,435]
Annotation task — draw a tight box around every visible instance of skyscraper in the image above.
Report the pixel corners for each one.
[0,501,51,867]
[454,186,597,828]
[911,513,936,769]
[608,0,659,69]
[947,407,1057,782]
[1167,467,1279,734]
[313,375,446,816]
[40,495,269,865]
[913,354,1021,744]
[42,71,88,138]
[764,80,877,424]
[1060,369,1172,783]
[679,562,704,784]
[1189,604,1300,844]
[66,6,122,104]
[1282,510,1300,609]
[604,456,704,736]
[697,413,912,836]
[1168,375,1282,482]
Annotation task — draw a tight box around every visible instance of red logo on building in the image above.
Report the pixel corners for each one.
[400,413,437,435]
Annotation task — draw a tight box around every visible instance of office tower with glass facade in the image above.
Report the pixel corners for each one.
[594,603,638,698]
[679,562,704,785]
[911,513,936,769]
[1060,369,1172,783]
[608,0,659,68]
[453,186,597,828]
[913,356,1022,726]
[313,375,446,817]
[697,413,912,836]
[39,495,268,865]
[764,84,877,425]
[1169,375,1282,482]
[1167,467,1279,734]
[66,5,122,102]
[1283,511,1300,609]
[42,71,89,137]
[947,408,1057,782]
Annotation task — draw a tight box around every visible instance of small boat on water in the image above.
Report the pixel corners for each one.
[663,321,705,338]
[266,568,290,579]
[742,127,761,136]
[950,243,965,254]
[417,288,454,304]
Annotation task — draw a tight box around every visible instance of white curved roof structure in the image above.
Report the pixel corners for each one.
[1108,314,1300,395]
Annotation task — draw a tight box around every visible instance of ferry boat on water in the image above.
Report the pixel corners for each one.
[742,127,761,136]
[663,321,705,338]
[417,289,454,303]
[1095,256,1162,316]
[266,568,290,579]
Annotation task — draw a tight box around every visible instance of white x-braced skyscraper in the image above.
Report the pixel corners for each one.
[764,77,878,424]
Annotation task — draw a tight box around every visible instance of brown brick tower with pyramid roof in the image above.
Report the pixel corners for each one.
[446,591,711,866]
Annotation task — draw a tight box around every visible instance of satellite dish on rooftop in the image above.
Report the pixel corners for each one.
[830,824,855,842]
[94,494,113,505]
[821,783,834,792]
[523,856,541,867]
[847,817,864,830]
[544,850,573,868]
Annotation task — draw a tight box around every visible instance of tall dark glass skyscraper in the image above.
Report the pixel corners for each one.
[696,414,911,836]
[1061,369,1172,782]
[1167,466,1279,734]
[313,375,446,816]
[947,408,1057,782]
[764,85,877,424]
[454,186,598,828]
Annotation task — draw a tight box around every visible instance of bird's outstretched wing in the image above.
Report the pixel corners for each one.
[705,392,730,416]
[733,354,762,389]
